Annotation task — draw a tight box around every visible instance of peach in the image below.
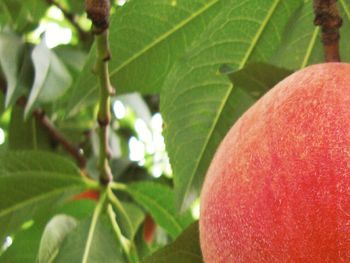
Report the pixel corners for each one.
[200,63,350,262]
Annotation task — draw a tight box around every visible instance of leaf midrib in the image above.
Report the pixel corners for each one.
[179,0,282,207]
[81,192,106,263]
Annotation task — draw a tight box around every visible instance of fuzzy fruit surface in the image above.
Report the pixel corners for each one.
[200,63,350,262]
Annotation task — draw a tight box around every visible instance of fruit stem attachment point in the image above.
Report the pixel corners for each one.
[313,0,342,62]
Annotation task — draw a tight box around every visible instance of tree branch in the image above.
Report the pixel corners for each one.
[313,0,342,62]
[33,110,87,168]
[86,0,114,185]
[0,77,87,169]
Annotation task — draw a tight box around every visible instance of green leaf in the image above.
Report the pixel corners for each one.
[68,0,222,116]
[0,151,85,242]
[53,46,87,74]
[0,32,24,107]
[0,202,94,262]
[2,0,47,32]
[38,215,78,263]
[271,1,323,69]
[0,200,94,263]
[0,151,80,174]
[25,40,72,118]
[56,199,96,221]
[54,215,124,263]
[64,0,85,15]
[123,182,193,239]
[0,219,44,263]
[142,222,202,263]
[161,0,302,211]
[0,3,12,25]
[8,105,52,150]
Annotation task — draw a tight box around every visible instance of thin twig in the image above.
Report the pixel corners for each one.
[0,77,87,169]
[46,0,90,42]
[33,110,87,168]
[86,0,114,185]
[313,0,342,62]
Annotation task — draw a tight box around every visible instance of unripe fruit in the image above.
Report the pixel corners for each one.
[200,63,350,262]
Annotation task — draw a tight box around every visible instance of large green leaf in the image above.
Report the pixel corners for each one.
[38,215,78,263]
[25,41,72,118]
[122,182,193,239]
[68,0,222,116]
[142,222,202,263]
[0,151,85,242]
[54,215,124,263]
[161,0,302,211]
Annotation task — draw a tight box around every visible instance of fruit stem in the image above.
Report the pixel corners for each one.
[313,0,342,62]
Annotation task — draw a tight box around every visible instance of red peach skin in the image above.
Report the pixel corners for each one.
[200,63,350,263]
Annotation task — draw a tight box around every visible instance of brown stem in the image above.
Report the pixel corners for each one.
[33,110,87,169]
[0,77,87,169]
[46,0,90,42]
[313,0,342,62]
